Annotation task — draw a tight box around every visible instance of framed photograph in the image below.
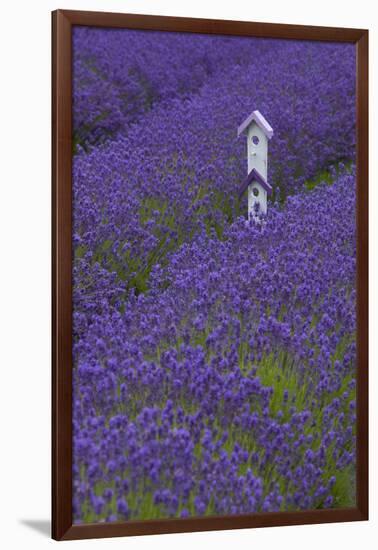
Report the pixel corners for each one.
[52,9,368,541]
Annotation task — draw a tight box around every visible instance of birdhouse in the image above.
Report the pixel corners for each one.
[237,110,273,222]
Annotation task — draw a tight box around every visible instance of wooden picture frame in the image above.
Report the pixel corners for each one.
[52,9,368,541]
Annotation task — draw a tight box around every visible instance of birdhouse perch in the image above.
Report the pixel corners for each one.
[237,110,273,222]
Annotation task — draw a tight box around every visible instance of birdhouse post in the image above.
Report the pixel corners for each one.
[237,110,274,222]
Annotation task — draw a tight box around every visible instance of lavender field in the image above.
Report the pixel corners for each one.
[72,27,357,523]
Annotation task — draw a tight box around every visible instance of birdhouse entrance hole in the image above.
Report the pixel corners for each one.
[251,135,260,145]
[252,187,259,197]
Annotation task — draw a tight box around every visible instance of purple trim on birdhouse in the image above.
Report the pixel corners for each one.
[237,110,274,139]
[238,167,272,198]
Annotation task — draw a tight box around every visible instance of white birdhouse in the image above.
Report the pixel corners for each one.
[237,110,274,222]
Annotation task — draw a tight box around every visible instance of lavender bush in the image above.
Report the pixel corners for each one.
[72,29,356,523]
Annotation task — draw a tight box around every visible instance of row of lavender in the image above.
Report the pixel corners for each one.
[72,32,356,522]
[73,167,356,522]
[73,34,355,299]
[73,28,275,148]
[73,28,355,190]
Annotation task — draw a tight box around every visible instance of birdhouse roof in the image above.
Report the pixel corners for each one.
[237,110,274,139]
[238,167,273,198]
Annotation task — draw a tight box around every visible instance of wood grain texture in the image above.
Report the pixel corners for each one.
[51,9,73,541]
[355,30,369,520]
[51,9,369,541]
[60,9,365,41]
